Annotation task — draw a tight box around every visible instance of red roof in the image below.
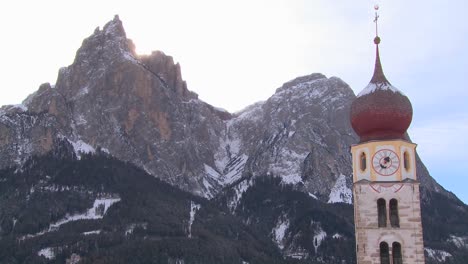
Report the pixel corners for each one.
[350,44,413,142]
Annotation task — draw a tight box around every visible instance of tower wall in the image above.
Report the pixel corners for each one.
[352,139,425,264]
[353,181,425,263]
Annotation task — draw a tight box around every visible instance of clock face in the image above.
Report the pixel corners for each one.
[372,149,400,176]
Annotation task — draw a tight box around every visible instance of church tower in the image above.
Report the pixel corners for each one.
[350,6,425,264]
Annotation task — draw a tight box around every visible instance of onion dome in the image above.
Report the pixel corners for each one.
[350,33,413,143]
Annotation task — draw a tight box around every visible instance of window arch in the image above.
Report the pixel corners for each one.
[377,198,387,227]
[360,152,367,171]
[403,151,410,171]
[380,242,390,264]
[390,199,400,228]
[392,242,403,264]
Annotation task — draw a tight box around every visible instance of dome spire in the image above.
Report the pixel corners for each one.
[350,4,413,143]
[370,4,390,85]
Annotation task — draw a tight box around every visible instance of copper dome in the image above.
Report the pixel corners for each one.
[350,44,413,143]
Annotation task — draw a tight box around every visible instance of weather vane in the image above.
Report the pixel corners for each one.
[373,4,381,45]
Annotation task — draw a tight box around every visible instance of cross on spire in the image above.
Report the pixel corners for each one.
[370,4,389,85]
[374,4,380,38]
[373,4,381,45]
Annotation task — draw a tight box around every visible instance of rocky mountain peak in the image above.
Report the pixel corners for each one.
[103,15,126,38]
[139,50,196,100]
[0,17,456,205]
[74,14,135,66]
[1,17,226,197]
[23,16,196,113]
[275,73,327,94]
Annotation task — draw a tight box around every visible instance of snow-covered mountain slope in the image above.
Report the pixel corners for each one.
[0,16,454,203]
[227,74,356,198]
[0,16,467,264]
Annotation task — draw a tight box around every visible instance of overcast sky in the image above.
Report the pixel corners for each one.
[1,0,467,203]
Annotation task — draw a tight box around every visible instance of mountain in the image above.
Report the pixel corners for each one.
[0,142,286,264]
[1,16,230,198]
[0,16,467,263]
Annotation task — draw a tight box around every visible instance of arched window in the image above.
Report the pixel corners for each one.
[360,152,367,171]
[403,151,410,171]
[390,199,400,228]
[380,242,390,264]
[392,242,403,264]
[377,198,387,227]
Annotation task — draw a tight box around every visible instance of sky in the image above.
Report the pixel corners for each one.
[0,0,467,203]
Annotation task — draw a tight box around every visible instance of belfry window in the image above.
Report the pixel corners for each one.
[380,242,390,264]
[360,152,367,171]
[392,242,403,264]
[390,199,400,228]
[403,151,410,171]
[377,198,387,227]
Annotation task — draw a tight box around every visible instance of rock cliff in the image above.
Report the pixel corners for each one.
[0,16,466,263]
[0,16,452,203]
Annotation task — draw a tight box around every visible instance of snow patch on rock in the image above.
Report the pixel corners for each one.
[214,124,243,171]
[49,197,120,231]
[13,137,33,165]
[327,174,352,204]
[204,164,220,179]
[201,178,216,199]
[332,233,342,239]
[213,121,248,188]
[100,147,111,154]
[38,247,55,259]
[272,216,290,250]
[21,196,120,240]
[285,250,309,260]
[10,104,28,112]
[281,173,303,185]
[125,223,147,236]
[76,114,88,126]
[312,225,327,253]
[273,76,328,102]
[68,139,95,159]
[425,248,452,262]
[357,82,404,97]
[122,51,140,64]
[83,230,101,235]
[235,101,264,122]
[221,154,248,185]
[75,86,89,98]
[269,149,306,185]
[448,235,468,248]
[214,106,229,113]
[188,201,201,238]
[228,179,252,212]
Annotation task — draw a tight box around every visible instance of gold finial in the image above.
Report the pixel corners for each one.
[373,4,381,45]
